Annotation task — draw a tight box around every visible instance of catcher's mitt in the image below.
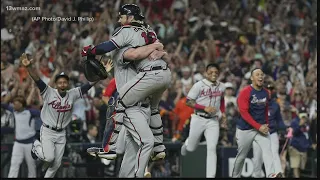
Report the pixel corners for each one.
[82,55,108,82]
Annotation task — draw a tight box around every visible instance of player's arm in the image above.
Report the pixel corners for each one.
[20,53,48,94]
[29,109,41,117]
[185,83,211,112]
[237,88,262,130]
[80,81,99,95]
[81,28,130,57]
[123,42,164,61]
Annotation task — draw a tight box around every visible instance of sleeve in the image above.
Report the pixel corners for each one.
[69,87,83,100]
[187,83,200,100]
[1,103,14,112]
[35,79,48,94]
[80,83,93,95]
[103,78,117,97]
[40,85,54,101]
[110,28,131,49]
[29,109,41,117]
[237,88,262,130]
[276,104,286,130]
[291,119,302,135]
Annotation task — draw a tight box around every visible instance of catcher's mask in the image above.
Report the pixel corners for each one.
[82,55,108,82]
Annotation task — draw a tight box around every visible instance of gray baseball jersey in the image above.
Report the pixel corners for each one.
[111,47,138,90]
[40,86,82,129]
[110,24,167,71]
[187,79,226,118]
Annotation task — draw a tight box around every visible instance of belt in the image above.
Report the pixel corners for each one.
[132,102,149,108]
[43,124,64,132]
[139,65,168,72]
[195,112,214,119]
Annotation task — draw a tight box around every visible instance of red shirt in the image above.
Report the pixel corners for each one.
[173,97,194,131]
[102,78,116,97]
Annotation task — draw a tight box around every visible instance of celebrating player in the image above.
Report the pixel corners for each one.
[180,63,226,178]
[1,96,39,178]
[19,53,108,178]
[252,83,286,177]
[81,4,169,177]
[232,68,283,178]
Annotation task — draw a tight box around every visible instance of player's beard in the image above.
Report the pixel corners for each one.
[59,89,67,97]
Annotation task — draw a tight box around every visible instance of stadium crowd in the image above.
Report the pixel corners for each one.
[1,0,317,178]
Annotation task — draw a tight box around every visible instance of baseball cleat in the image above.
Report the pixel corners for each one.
[98,150,117,160]
[180,144,187,156]
[151,151,166,161]
[268,172,283,178]
[144,171,151,178]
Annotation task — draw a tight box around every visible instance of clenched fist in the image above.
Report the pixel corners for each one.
[259,124,269,135]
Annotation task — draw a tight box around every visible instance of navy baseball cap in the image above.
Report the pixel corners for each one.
[55,72,69,82]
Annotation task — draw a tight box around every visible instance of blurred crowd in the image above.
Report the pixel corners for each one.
[1,0,317,177]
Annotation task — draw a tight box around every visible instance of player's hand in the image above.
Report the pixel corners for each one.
[204,106,217,114]
[258,124,269,135]
[20,53,33,67]
[104,59,114,72]
[148,50,167,61]
[152,41,164,51]
[81,45,95,57]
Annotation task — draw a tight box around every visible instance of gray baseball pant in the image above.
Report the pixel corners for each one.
[118,69,171,154]
[118,128,139,177]
[252,132,283,177]
[232,128,275,178]
[33,126,66,178]
[121,104,153,177]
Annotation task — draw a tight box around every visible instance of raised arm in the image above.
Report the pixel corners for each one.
[20,53,47,94]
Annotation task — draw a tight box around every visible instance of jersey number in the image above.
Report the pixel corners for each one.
[141,32,157,45]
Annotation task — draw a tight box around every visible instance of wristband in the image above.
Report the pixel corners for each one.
[194,103,206,110]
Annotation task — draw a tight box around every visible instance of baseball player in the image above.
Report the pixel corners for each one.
[19,53,102,178]
[252,84,286,178]
[1,96,39,178]
[81,3,169,161]
[232,68,283,178]
[86,44,167,177]
[180,63,226,178]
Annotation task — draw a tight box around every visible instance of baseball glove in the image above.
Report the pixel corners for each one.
[82,55,108,82]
